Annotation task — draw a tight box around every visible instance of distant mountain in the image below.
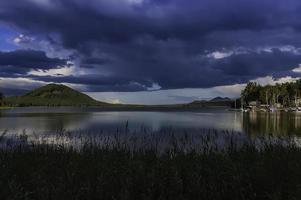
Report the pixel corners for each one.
[210,97,231,102]
[188,97,233,107]
[0,87,30,97]
[4,84,109,107]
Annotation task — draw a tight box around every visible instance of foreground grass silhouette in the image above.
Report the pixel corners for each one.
[0,131,300,200]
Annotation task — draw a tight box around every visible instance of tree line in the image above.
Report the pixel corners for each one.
[241,80,301,107]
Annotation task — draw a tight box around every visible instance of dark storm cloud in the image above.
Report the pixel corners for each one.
[1,0,298,46]
[1,0,301,91]
[0,49,67,76]
[28,74,155,92]
[211,49,301,76]
[0,50,66,69]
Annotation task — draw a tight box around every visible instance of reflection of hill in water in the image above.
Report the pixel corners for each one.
[0,112,93,134]
[242,112,301,136]
[1,109,244,135]
[3,108,301,137]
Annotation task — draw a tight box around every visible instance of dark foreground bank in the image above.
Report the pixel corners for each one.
[0,132,300,200]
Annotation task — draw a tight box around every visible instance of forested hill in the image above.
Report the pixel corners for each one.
[4,84,109,107]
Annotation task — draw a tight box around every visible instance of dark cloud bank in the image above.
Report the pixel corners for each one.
[0,50,66,77]
[1,0,301,92]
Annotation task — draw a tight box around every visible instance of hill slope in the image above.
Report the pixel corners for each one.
[210,97,231,102]
[4,84,108,107]
[188,97,233,107]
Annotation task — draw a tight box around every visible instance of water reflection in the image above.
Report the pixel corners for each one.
[0,108,242,135]
[1,108,301,137]
[242,112,301,136]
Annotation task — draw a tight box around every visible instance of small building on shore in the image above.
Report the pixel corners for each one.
[275,103,282,108]
[247,101,260,111]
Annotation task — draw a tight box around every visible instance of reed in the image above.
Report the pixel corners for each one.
[0,129,300,200]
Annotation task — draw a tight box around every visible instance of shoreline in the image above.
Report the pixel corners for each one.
[0,105,231,112]
[0,106,14,110]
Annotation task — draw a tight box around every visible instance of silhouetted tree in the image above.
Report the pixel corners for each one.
[0,92,3,106]
[241,82,261,104]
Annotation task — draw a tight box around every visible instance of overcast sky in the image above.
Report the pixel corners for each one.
[1,0,301,104]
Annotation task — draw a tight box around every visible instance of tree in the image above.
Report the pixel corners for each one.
[271,85,280,105]
[241,82,261,104]
[0,92,3,106]
[275,83,281,104]
[279,83,289,107]
[291,84,300,106]
[259,86,272,105]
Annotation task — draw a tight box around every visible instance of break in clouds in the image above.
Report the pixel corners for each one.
[1,0,301,96]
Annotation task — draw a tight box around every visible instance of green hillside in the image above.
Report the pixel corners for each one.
[4,84,108,107]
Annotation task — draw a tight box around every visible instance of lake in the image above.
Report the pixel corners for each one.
[1,107,301,137]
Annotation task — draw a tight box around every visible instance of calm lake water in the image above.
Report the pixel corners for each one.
[1,107,301,136]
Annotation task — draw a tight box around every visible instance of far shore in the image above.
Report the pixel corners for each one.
[0,104,232,112]
[0,106,14,110]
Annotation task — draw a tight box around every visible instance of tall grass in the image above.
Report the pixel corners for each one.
[0,129,301,199]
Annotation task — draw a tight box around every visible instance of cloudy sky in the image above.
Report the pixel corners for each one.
[1,0,301,104]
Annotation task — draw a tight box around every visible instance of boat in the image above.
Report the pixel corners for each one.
[296,107,301,113]
[269,107,275,112]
